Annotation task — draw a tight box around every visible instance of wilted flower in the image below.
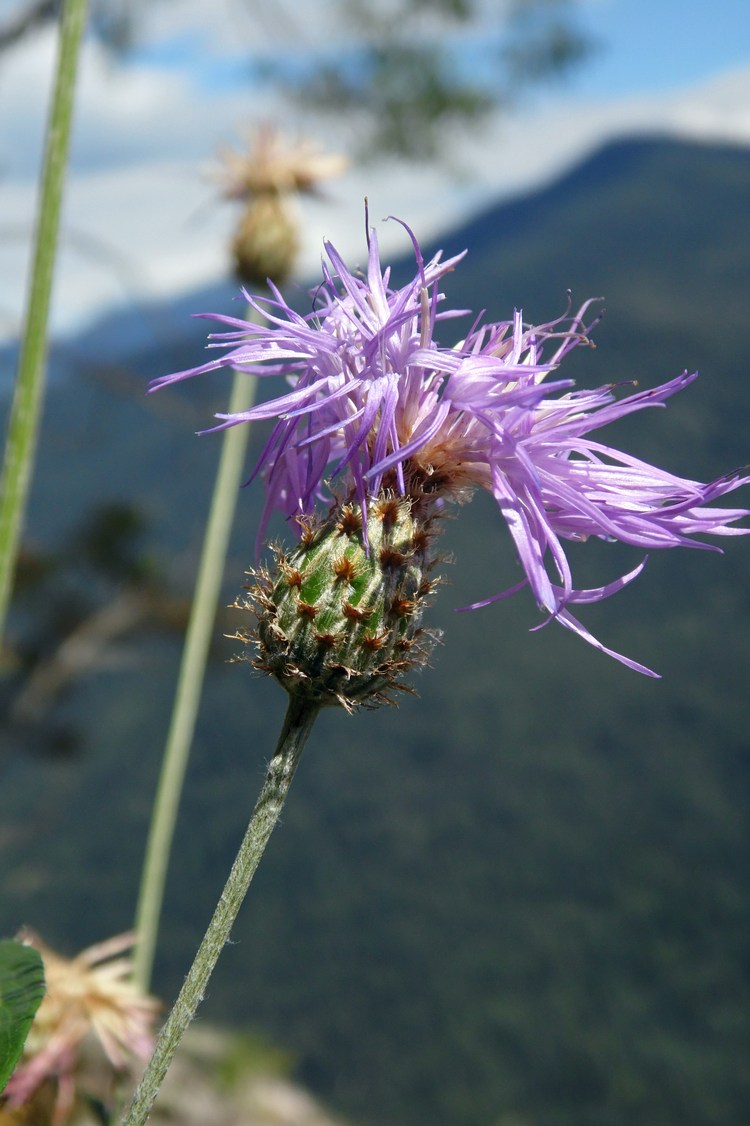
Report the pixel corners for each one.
[152,220,749,677]
[215,122,349,202]
[3,931,158,1125]
[214,123,348,286]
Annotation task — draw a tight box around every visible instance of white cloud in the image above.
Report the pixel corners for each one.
[0,29,55,179]
[1,14,749,349]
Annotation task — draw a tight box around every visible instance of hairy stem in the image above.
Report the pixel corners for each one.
[121,694,320,1126]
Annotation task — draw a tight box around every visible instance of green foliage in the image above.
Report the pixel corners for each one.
[502,0,594,82]
[216,1029,295,1090]
[292,43,494,162]
[76,502,155,584]
[0,940,45,1094]
[266,0,593,161]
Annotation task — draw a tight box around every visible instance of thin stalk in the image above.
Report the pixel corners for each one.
[0,0,89,642]
[133,366,258,991]
[122,694,320,1126]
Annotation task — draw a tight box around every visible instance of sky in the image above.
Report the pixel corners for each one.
[0,0,749,346]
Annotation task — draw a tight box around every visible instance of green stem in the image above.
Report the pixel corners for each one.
[133,366,258,992]
[0,0,89,644]
[122,694,320,1126]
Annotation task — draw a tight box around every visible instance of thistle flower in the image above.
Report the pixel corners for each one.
[152,220,750,677]
[214,124,348,286]
[3,931,159,1125]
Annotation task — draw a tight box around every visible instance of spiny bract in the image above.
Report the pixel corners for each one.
[234,494,441,709]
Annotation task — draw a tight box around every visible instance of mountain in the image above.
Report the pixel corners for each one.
[2,135,750,1126]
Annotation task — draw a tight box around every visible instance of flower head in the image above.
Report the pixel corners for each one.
[214,124,348,286]
[152,221,750,676]
[4,931,159,1125]
[237,494,441,709]
[215,123,349,202]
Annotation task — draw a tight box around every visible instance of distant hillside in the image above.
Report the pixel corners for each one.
[2,135,750,1126]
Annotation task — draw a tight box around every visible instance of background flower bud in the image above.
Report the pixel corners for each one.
[231,193,299,287]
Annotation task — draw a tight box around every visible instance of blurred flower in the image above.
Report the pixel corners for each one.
[216,123,348,201]
[3,931,158,1125]
[229,193,300,291]
[152,221,750,675]
[215,124,348,286]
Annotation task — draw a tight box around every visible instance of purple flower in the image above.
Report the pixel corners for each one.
[152,221,750,675]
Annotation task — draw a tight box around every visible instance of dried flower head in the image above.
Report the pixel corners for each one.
[216,122,349,202]
[215,124,348,286]
[152,219,750,677]
[3,932,159,1125]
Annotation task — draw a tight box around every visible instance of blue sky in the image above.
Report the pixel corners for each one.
[1,0,749,343]
[123,0,750,102]
[572,0,750,97]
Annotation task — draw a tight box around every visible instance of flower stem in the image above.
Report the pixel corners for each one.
[0,0,89,644]
[121,694,320,1126]
[133,366,257,993]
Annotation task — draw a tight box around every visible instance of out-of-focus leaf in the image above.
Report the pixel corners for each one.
[0,940,45,1094]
